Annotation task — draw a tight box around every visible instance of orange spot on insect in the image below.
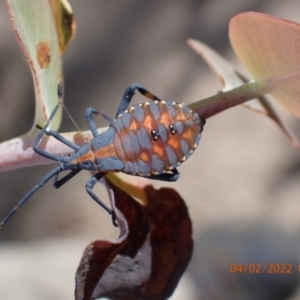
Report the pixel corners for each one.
[168,135,180,151]
[129,119,137,131]
[37,42,51,68]
[75,150,95,164]
[159,113,171,125]
[94,145,116,159]
[182,128,193,141]
[140,151,150,163]
[143,114,153,128]
[152,143,164,157]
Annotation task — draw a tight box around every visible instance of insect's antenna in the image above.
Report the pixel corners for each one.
[61,102,81,133]
[36,82,64,132]
[55,81,81,133]
[0,165,64,229]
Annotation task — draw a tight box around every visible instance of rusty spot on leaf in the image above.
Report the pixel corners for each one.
[37,42,51,68]
[75,179,193,300]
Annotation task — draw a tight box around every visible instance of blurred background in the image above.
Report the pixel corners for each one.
[0,1,300,299]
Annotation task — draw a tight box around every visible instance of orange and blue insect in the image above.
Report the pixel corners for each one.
[0,83,205,228]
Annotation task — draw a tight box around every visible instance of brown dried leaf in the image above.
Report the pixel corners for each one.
[75,180,193,300]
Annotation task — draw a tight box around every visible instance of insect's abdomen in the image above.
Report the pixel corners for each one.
[111,100,204,176]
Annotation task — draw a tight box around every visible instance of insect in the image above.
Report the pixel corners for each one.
[0,83,205,228]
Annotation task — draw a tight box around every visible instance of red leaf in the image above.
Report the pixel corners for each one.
[230,12,300,117]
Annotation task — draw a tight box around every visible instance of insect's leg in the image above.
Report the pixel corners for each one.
[53,169,82,189]
[0,165,64,229]
[102,178,119,227]
[37,127,80,151]
[33,84,71,163]
[85,108,114,137]
[142,168,180,182]
[86,172,112,214]
[33,102,68,162]
[116,83,162,116]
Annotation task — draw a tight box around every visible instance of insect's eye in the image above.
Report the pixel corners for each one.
[151,130,160,141]
[169,124,176,135]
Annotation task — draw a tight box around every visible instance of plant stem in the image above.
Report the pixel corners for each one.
[189,80,269,118]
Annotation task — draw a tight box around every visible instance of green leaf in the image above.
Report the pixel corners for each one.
[6,0,63,131]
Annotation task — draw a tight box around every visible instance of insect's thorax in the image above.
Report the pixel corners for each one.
[110,100,203,176]
[72,128,124,172]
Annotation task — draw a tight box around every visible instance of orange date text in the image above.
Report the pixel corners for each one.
[230,263,293,274]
